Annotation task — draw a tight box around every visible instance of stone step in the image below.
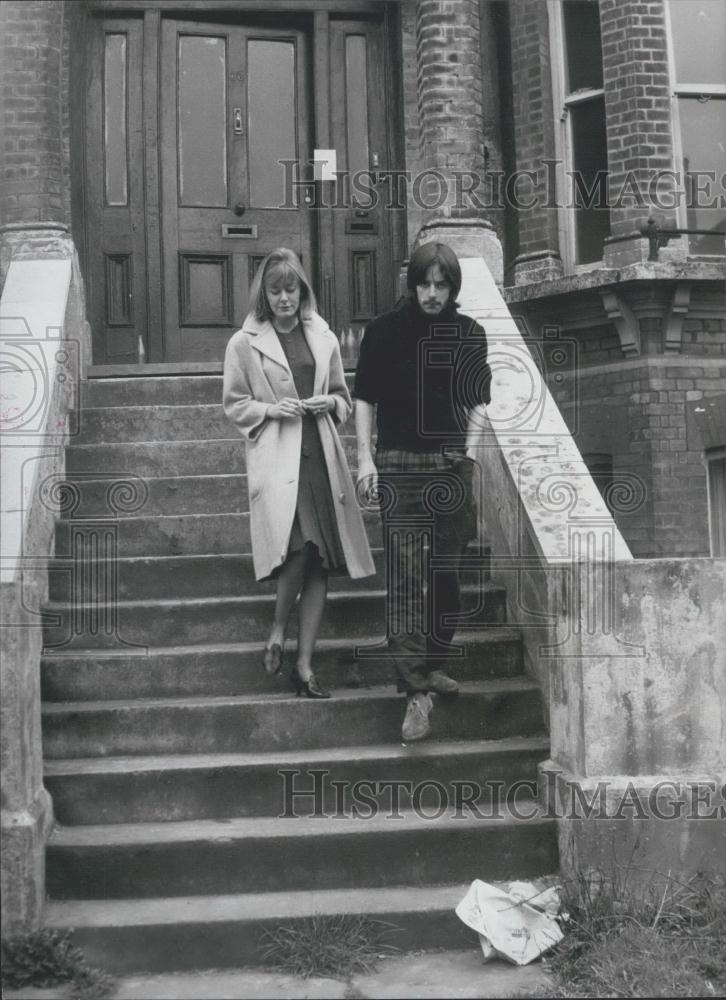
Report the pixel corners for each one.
[82,376,224,409]
[81,373,354,410]
[65,438,360,479]
[48,546,489,602]
[41,627,519,702]
[42,584,506,651]
[49,550,389,601]
[41,679,545,758]
[74,403,357,445]
[44,735,549,825]
[53,510,383,557]
[54,511,251,557]
[75,404,232,444]
[46,809,558,901]
[43,882,505,973]
[57,475,250,519]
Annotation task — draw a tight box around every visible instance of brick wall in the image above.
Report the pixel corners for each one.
[401,0,425,250]
[506,0,681,275]
[507,0,562,281]
[1,0,69,225]
[60,0,72,225]
[415,0,486,220]
[547,314,726,557]
[600,0,677,243]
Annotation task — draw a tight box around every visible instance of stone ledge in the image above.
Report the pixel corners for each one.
[503,259,726,306]
[547,765,726,883]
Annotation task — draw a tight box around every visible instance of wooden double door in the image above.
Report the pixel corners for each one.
[80,10,401,366]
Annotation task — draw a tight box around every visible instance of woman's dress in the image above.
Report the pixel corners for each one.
[275,322,346,572]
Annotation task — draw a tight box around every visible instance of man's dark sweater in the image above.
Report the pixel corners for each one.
[353,299,492,452]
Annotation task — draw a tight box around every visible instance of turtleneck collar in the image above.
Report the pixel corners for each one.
[397,297,459,333]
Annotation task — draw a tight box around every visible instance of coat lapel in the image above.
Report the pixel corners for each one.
[302,315,334,395]
[242,313,334,394]
[244,317,291,373]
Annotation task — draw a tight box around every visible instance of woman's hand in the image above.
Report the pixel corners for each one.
[268,397,304,420]
[301,395,335,415]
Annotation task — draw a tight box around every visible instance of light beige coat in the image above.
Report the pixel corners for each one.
[223,312,375,582]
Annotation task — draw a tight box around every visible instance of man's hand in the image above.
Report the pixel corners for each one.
[354,399,377,503]
[268,397,304,419]
[301,395,334,415]
[356,456,378,500]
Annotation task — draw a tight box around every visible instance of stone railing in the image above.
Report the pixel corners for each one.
[459,256,725,881]
[0,223,89,931]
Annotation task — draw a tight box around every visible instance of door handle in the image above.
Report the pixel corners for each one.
[232,108,243,134]
[371,151,380,184]
[233,203,245,216]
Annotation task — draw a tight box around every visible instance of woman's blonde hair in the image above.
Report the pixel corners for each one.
[247,247,317,322]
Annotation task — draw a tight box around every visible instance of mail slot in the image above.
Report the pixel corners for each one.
[345,218,378,234]
[222,224,258,238]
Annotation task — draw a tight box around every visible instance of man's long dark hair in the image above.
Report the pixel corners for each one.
[405,241,462,307]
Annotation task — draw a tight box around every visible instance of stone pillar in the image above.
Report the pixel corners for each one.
[0,0,68,225]
[508,0,563,285]
[600,0,681,267]
[1,224,88,933]
[414,0,503,283]
[1,599,55,933]
[541,557,726,882]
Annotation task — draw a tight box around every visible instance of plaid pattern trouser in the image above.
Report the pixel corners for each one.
[374,448,478,692]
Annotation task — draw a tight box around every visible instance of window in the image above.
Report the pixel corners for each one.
[666,1,726,255]
[706,447,726,556]
[247,39,297,208]
[549,0,611,267]
[103,33,128,206]
[177,35,227,207]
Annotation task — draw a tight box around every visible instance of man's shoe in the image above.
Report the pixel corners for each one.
[401,692,433,742]
[426,669,459,695]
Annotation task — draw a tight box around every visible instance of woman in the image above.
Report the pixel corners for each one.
[223,248,375,698]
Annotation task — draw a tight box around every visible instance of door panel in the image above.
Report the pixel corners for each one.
[85,18,147,364]
[328,19,393,357]
[160,20,312,362]
[81,11,400,367]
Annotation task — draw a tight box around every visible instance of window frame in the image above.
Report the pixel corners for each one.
[547,0,610,273]
[664,1,726,257]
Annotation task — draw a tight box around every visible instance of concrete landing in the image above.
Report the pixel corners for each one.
[3,948,552,1000]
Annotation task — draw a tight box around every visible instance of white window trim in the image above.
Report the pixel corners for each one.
[664,3,726,256]
[547,0,607,273]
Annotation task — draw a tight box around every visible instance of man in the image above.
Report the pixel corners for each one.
[354,242,491,742]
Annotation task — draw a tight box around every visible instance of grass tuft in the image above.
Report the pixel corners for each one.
[258,913,400,980]
[1,929,116,999]
[535,869,726,998]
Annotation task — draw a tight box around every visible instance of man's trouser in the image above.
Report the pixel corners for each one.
[375,449,478,694]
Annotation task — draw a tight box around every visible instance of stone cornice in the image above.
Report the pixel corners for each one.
[503,260,725,306]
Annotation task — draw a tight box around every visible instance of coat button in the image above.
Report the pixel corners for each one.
[338,492,346,504]
[302,446,311,458]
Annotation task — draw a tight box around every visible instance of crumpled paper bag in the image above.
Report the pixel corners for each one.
[455,879,564,965]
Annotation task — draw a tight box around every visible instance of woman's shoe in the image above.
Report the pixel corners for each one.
[291,667,331,699]
[262,642,283,675]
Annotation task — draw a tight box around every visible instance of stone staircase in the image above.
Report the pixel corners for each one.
[40,375,557,974]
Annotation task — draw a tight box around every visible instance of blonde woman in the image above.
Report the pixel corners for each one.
[223,249,374,698]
